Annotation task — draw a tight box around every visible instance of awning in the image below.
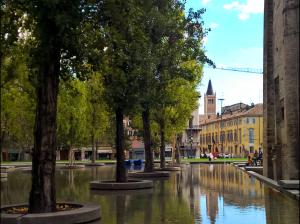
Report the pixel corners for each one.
[97,149,113,154]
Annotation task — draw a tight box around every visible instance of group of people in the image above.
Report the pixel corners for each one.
[246,148,263,166]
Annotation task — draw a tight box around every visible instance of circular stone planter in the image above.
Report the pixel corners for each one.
[90,179,153,190]
[0,203,100,224]
[0,166,15,172]
[91,187,153,196]
[1,172,8,178]
[18,167,32,172]
[84,163,105,167]
[154,166,181,171]
[128,171,170,178]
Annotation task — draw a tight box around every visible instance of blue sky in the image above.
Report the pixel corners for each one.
[185,0,264,114]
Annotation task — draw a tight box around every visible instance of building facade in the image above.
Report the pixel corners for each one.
[180,106,201,158]
[199,103,263,157]
[263,0,299,180]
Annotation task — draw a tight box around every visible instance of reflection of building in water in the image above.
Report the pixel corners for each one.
[206,191,219,224]
[170,164,265,223]
[195,165,264,207]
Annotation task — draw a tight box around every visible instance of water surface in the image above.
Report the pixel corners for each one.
[1,164,299,224]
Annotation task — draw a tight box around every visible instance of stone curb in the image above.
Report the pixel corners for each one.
[0,203,101,224]
[90,179,153,190]
[232,164,299,201]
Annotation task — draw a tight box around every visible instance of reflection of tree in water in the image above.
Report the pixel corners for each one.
[0,171,31,204]
[176,171,183,202]
[187,165,201,223]
[144,189,153,224]
[264,187,299,224]
[158,179,165,223]
[68,169,75,190]
[116,195,126,224]
[56,169,91,202]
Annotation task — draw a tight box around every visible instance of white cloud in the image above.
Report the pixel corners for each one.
[202,0,211,5]
[224,0,264,20]
[210,22,218,29]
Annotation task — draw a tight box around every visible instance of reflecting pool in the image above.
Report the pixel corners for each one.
[1,164,299,224]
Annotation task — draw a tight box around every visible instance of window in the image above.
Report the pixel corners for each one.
[249,128,254,144]
[249,146,254,153]
[252,118,255,124]
[208,99,214,104]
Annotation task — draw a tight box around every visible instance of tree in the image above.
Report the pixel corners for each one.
[2,0,102,213]
[85,72,109,164]
[151,5,213,168]
[100,0,144,182]
[57,78,88,165]
[155,78,201,165]
[1,3,36,160]
[0,45,35,160]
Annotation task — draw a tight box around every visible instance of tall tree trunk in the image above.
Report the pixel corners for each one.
[116,108,127,182]
[171,135,176,165]
[175,135,181,165]
[159,119,166,168]
[143,108,153,172]
[91,105,96,164]
[29,50,60,213]
[68,147,74,166]
[0,131,7,161]
[91,134,96,164]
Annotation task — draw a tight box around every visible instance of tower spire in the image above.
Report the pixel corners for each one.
[206,79,214,95]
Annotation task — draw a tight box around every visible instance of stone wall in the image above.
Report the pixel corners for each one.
[263,0,299,180]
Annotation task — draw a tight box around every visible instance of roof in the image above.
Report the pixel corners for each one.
[199,103,263,125]
[131,139,144,149]
[206,80,214,95]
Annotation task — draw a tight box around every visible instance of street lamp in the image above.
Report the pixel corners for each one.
[218,98,224,155]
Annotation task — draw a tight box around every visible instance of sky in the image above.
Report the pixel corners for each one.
[184,0,264,114]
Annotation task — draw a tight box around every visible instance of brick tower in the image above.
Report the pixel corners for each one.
[204,80,216,119]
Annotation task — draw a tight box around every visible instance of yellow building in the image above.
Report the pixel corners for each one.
[198,103,263,157]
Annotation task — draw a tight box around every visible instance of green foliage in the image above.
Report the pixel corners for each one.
[85,72,110,144]
[1,44,35,152]
[100,0,145,112]
[57,78,88,148]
